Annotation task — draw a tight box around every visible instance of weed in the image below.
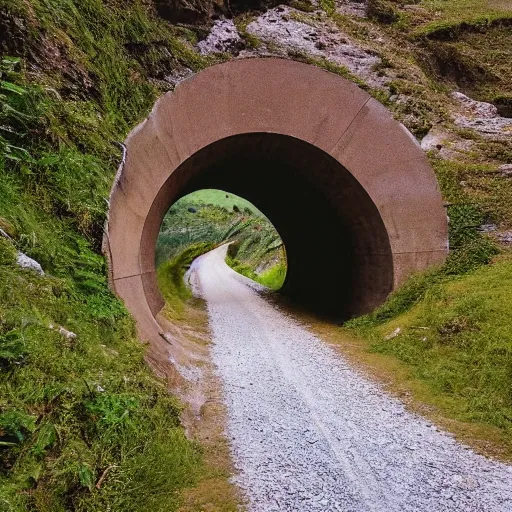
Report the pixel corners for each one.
[366,0,401,24]
[358,256,512,439]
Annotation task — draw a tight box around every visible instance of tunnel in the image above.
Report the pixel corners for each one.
[103,58,448,344]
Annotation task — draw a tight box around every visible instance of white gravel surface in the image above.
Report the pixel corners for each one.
[190,246,512,512]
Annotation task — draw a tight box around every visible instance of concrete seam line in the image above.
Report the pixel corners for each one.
[327,96,371,155]
[113,271,154,282]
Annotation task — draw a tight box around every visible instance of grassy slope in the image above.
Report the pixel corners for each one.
[158,191,287,284]
[413,0,512,35]
[344,255,512,459]
[225,253,287,290]
[186,189,263,212]
[0,1,218,510]
[0,238,201,511]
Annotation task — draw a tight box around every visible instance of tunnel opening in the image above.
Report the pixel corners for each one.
[156,188,288,291]
[147,133,394,320]
[105,58,448,343]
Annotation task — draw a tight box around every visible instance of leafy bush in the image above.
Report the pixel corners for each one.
[366,0,401,24]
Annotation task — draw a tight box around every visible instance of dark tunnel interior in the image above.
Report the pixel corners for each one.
[161,133,394,319]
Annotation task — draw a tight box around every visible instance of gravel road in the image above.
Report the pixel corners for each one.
[189,245,512,512]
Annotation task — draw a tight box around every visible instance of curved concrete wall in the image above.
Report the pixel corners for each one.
[103,58,448,342]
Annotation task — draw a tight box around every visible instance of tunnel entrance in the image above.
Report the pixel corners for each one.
[156,188,287,291]
[166,133,393,317]
[103,58,448,343]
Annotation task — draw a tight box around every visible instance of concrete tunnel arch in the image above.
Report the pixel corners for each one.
[103,58,448,343]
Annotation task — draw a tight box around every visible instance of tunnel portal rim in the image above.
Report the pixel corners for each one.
[103,57,448,343]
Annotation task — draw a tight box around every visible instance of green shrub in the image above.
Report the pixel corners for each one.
[366,0,401,24]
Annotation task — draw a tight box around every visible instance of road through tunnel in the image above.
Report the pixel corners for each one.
[103,58,448,343]
[172,133,393,317]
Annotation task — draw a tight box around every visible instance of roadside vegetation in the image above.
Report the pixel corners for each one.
[157,242,216,319]
[1,0,512,507]
[344,161,512,457]
[0,1,214,509]
[157,189,287,289]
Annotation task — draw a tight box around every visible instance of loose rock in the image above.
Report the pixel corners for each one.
[16,252,44,275]
[197,19,244,55]
[451,92,512,138]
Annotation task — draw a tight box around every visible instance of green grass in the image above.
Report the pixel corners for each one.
[257,263,287,290]
[184,189,264,214]
[157,242,216,319]
[433,157,512,227]
[0,238,202,511]
[414,0,512,37]
[225,254,287,291]
[0,1,216,509]
[347,255,512,443]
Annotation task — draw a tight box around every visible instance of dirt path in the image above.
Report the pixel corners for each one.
[189,246,512,512]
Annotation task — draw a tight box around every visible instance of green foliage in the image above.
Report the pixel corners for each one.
[433,158,512,227]
[229,258,287,291]
[0,237,17,266]
[0,260,201,511]
[258,264,287,291]
[0,1,212,508]
[358,257,512,437]
[157,190,287,298]
[0,410,36,444]
[157,242,216,321]
[157,190,285,277]
[0,329,27,370]
[366,0,401,24]
[443,205,498,275]
[319,0,336,16]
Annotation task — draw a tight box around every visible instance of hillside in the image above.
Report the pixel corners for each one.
[157,190,286,290]
[0,0,511,509]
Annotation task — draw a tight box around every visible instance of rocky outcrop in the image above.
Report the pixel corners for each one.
[155,0,224,24]
[155,0,288,24]
[240,6,385,88]
[451,92,512,138]
[197,19,244,55]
